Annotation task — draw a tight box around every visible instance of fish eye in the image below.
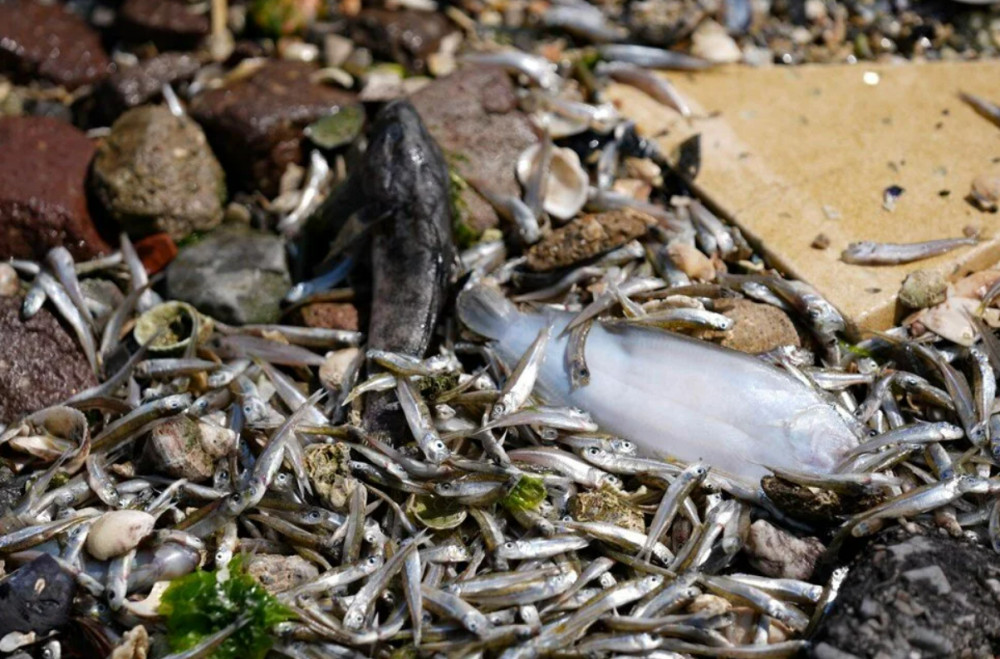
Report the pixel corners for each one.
[439,483,452,491]
[367,557,379,565]
[503,541,515,549]
[586,447,600,456]
[465,618,479,632]
[435,441,446,450]
[868,429,878,437]
[307,510,322,522]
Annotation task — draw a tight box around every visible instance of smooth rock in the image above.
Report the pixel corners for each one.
[0,117,111,261]
[0,296,97,424]
[92,106,225,242]
[0,264,19,297]
[0,555,75,636]
[745,519,824,580]
[134,233,179,275]
[143,415,236,482]
[667,242,716,281]
[410,65,537,234]
[350,9,456,74]
[98,52,202,120]
[697,299,802,353]
[0,0,110,90]
[191,61,360,196]
[525,209,654,272]
[691,20,743,63]
[810,528,1000,658]
[898,269,947,309]
[166,225,291,325]
[117,0,211,50]
[87,510,156,560]
[245,554,319,594]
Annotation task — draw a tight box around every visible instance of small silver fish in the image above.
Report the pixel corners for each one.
[841,237,978,265]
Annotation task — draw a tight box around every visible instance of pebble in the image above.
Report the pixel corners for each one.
[811,233,830,249]
[691,20,743,64]
[526,209,655,272]
[297,302,360,331]
[166,224,291,325]
[687,593,732,616]
[696,299,801,354]
[118,0,210,50]
[133,233,179,275]
[349,9,456,74]
[0,555,75,636]
[411,65,537,234]
[666,242,716,281]
[86,510,156,560]
[898,269,947,309]
[144,415,236,482]
[98,52,202,120]
[191,61,360,196]
[0,0,110,90]
[0,117,111,261]
[902,565,951,595]
[245,554,319,594]
[745,519,824,580]
[0,296,97,424]
[0,264,18,297]
[92,106,226,242]
[969,173,1000,211]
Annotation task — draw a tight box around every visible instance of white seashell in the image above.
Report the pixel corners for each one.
[86,510,156,560]
[516,143,589,221]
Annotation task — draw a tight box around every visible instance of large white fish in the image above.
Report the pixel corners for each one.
[458,285,857,487]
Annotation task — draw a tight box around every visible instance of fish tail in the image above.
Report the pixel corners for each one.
[457,284,519,340]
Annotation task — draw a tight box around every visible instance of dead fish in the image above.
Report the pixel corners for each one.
[961,91,1000,129]
[598,44,714,70]
[458,284,857,487]
[362,100,455,436]
[840,237,978,265]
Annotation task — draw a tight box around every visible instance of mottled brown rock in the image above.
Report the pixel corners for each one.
[0,117,111,261]
[761,476,884,526]
[98,52,203,120]
[696,299,801,354]
[296,302,359,331]
[0,297,97,424]
[0,0,110,90]
[745,519,824,580]
[350,9,455,74]
[191,61,360,196]
[142,416,235,482]
[92,106,225,241]
[898,269,947,309]
[245,554,319,594]
[118,0,211,50]
[410,66,537,233]
[526,208,654,272]
[667,242,716,281]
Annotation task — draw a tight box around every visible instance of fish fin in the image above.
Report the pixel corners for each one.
[457,284,519,341]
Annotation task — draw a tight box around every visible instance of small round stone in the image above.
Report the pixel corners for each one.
[0,263,19,297]
[898,269,947,309]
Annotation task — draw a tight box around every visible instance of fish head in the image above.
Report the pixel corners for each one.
[462,613,484,635]
[423,435,451,464]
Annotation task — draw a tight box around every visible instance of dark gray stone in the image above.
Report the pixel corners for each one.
[810,528,1000,659]
[0,555,76,635]
[166,225,290,325]
[91,105,225,242]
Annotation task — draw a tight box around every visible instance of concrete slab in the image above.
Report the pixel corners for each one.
[608,60,1000,331]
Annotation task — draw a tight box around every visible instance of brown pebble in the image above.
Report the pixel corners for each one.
[0,263,19,297]
[696,299,801,353]
[969,174,1000,211]
[812,233,831,249]
[297,302,359,331]
[746,519,825,580]
[666,242,716,281]
[245,554,319,594]
[526,209,653,272]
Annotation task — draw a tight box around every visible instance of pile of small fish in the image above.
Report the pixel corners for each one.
[6,12,1000,659]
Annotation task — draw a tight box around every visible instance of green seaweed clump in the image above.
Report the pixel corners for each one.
[448,169,479,249]
[159,556,293,659]
[250,0,322,37]
[501,474,547,512]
